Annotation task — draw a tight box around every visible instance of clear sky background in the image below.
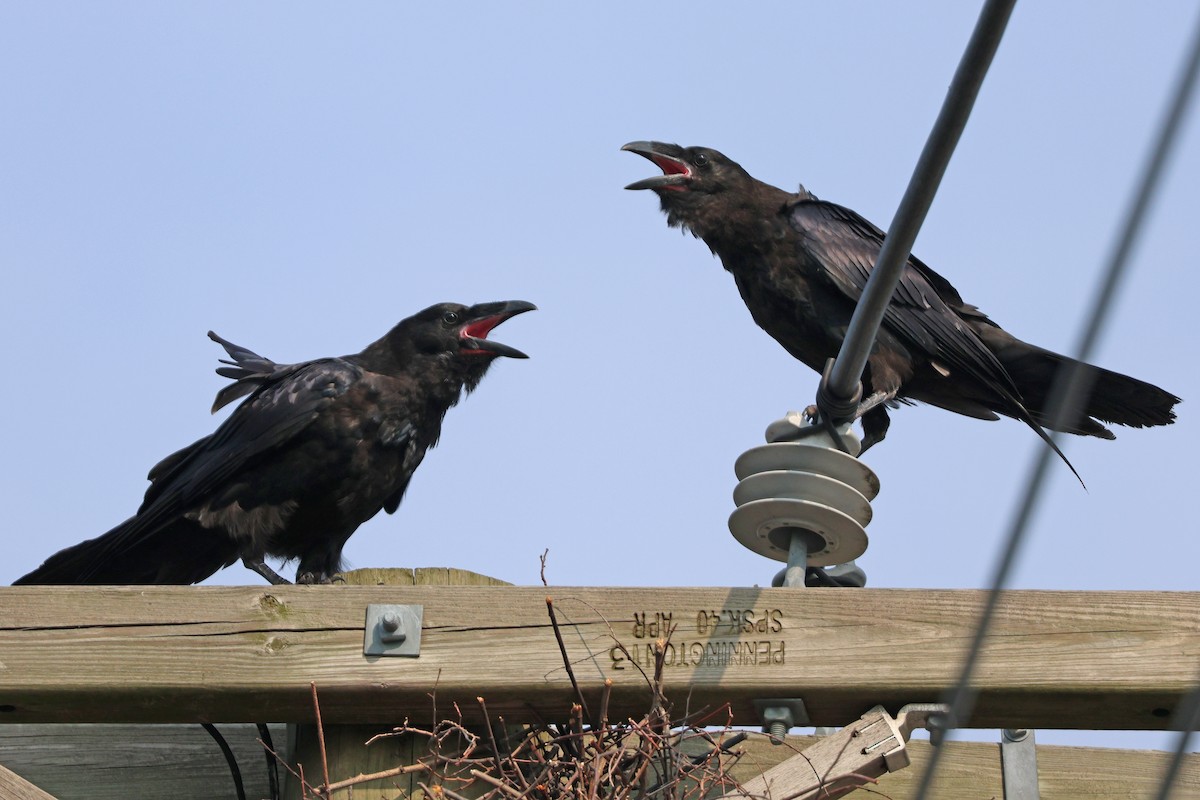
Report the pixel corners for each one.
[2,2,1196,753]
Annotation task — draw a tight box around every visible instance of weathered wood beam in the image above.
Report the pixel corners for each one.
[0,585,1195,728]
[2,724,1196,800]
[731,734,1200,799]
[0,761,58,800]
[0,724,283,800]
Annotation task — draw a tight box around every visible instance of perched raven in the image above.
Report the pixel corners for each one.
[16,301,535,586]
[623,141,1178,462]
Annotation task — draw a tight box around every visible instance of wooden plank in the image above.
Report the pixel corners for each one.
[337,567,512,587]
[0,762,58,800]
[282,568,512,800]
[0,724,284,800]
[2,725,1195,800]
[0,586,1195,728]
[730,734,1200,799]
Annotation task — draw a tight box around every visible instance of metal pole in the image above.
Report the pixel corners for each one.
[783,530,809,587]
[823,0,1017,407]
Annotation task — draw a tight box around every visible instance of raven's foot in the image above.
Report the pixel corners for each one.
[295,571,334,585]
[776,405,853,454]
[804,391,895,455]
[243,557,292,586]
[857,400,893,455]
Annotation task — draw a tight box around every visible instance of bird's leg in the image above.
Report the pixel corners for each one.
[797,388,895,454]
[242,557,292,586]
[295,570,334,585]
[856,389,894,416]
[858,406,891,454]
[793,360,868,453]
[790,404,854,453]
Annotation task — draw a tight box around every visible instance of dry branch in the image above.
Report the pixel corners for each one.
[284,598,762,800]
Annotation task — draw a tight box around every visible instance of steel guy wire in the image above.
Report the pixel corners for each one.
[913,7,1200,800]
[823,0,1017,404]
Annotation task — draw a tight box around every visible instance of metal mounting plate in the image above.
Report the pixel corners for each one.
[363,604,423,657]
[1000,728,1040,799]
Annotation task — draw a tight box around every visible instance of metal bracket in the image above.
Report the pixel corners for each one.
[1000,728,1040,799]
[363,604,423,657]
[721,703,950,800]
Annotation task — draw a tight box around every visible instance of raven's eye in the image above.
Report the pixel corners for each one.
[692,152,710,168]
[442,311,461,325]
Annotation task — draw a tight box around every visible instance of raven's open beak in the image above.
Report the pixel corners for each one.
[622,141,692,191]
[459,300,536,358]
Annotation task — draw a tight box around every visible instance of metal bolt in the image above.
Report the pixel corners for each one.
[926,710,953,747]
[761,706,795,745]
[1002,728,1029,742]
[380,611,406,643]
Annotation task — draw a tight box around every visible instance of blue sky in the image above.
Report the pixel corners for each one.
[2,3,1196,751]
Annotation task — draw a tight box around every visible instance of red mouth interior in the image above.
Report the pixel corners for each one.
[462,315,503,340]
[651,154,690,176]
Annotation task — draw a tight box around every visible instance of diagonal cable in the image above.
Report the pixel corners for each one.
[1155,669,1200,800]
[913,8,1200,800]
[823,0,1017,403]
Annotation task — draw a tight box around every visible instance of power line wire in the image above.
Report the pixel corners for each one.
[823,0,1016,405]
[1156,672,1200,800]
[913,7,1200,799]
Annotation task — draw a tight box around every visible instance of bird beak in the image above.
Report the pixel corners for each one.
[459,300,537,358]
[622,141,692,191]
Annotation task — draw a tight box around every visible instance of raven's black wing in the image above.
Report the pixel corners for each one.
[787,198,1020,399]
[83,354,368,573]
[787,198,1081,481]
[206,330,316,413]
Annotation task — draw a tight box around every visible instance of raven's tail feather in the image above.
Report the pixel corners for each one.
[1000,344,1180,437]
[14,517,236,585]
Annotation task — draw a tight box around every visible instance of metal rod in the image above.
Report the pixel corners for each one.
[914,9,1200,800]
[783,530,809,587]
[824,0,1017,404]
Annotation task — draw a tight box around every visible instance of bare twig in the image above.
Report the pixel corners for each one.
[539,548,550,587]
[545,595,590,719]
[597,678,612,733]
[471,768,527,798]
[258,736,319,797]
[290,626,744,800]
[550,595,654,689]
[324,761,430,794]
[310,682,331,799]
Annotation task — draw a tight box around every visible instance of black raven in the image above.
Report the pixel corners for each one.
[623,141,1178,461]
[15,301,535,585]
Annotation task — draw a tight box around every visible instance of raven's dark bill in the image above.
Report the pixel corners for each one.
[622,141,692,191]
[459,300,536,358]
